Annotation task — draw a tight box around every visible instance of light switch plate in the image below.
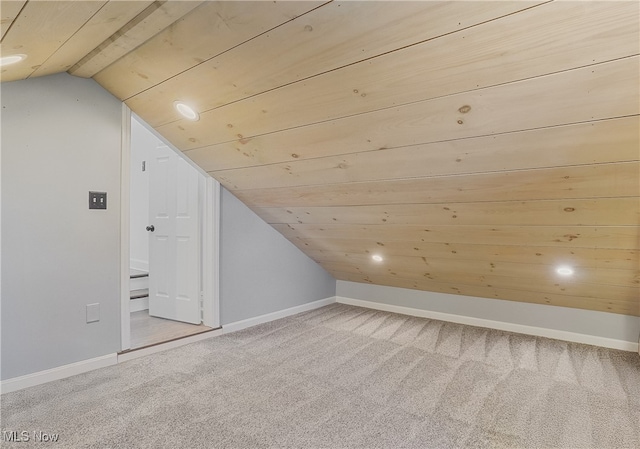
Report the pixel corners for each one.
[89,191,107,209]
[86,303,100,323]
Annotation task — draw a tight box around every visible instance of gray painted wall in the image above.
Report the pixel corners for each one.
[1,73,122,380]
[337,280,640,343]
[220,188,336,325]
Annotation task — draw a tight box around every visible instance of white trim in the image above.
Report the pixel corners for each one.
[212,179,221,328]
[129,298,149,312]
[0,134,2,385]
[1,354,118,395]
[223,297,336,334]
[202,177,220,328]
[4,295,635,394]
[1,328,225,393]
[336,296,639,352]
[120,104,132,352]
[117,329,223,363]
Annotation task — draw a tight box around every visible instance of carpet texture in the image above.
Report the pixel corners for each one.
[2,303,639,448]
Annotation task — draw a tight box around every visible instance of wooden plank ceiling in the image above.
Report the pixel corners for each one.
[2,1,638,316]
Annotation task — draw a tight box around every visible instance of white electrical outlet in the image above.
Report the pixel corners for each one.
[86,303,100,323]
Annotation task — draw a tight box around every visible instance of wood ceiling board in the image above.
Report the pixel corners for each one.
[235,162,639,208]
[127,0,540,128]
[168,1,640,148]
[0,0,26,39]
[315,253,639,289]
[212,116,639,190]
[94,1,326,100]
[69,1,204,78]
[299,241,639,272]
[273,224,638,250]
[179,56,639,168]
[29,1,154,78]
[254,198,639,227]
[0,1,107,81]
[333,273,639,316]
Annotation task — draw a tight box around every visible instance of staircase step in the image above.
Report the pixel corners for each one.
[130,288,149,300]
[130,275,149,291]
[130,268,148,279]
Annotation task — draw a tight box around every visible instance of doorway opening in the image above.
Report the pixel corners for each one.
[121,108,219,351]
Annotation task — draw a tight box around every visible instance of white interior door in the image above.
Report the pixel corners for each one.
[148,142,201,324]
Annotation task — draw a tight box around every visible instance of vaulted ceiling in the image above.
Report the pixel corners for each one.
[2,1,638,316]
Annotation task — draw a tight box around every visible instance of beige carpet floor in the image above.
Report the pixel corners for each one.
[2,303,639,448]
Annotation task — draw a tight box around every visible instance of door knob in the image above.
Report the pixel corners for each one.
[146,225,155,232]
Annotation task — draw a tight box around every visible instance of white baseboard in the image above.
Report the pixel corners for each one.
[4,295,634,395]
[129,297,149,312]
[223,296,336,334]
[2,329,225,394]
[0,354,118,395]
[1,299,338,394]
[118,328,223,363]
[337,296,639,352]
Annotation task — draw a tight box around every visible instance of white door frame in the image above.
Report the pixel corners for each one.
[120,106,220,351]
[120,104,132,350]
[201,176,221,329]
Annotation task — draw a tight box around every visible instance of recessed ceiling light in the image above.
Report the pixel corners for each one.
[372,255,383,262]
[556,266,574,276]
[174,101,199,121]
[0,54,26,67]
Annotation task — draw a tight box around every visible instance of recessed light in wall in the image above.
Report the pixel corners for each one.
[372,254,383,262]
[0,54,26,67]
[556,266,574,276]
[174,101,199,121]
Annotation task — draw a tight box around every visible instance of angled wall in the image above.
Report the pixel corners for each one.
[220,188,336,325]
